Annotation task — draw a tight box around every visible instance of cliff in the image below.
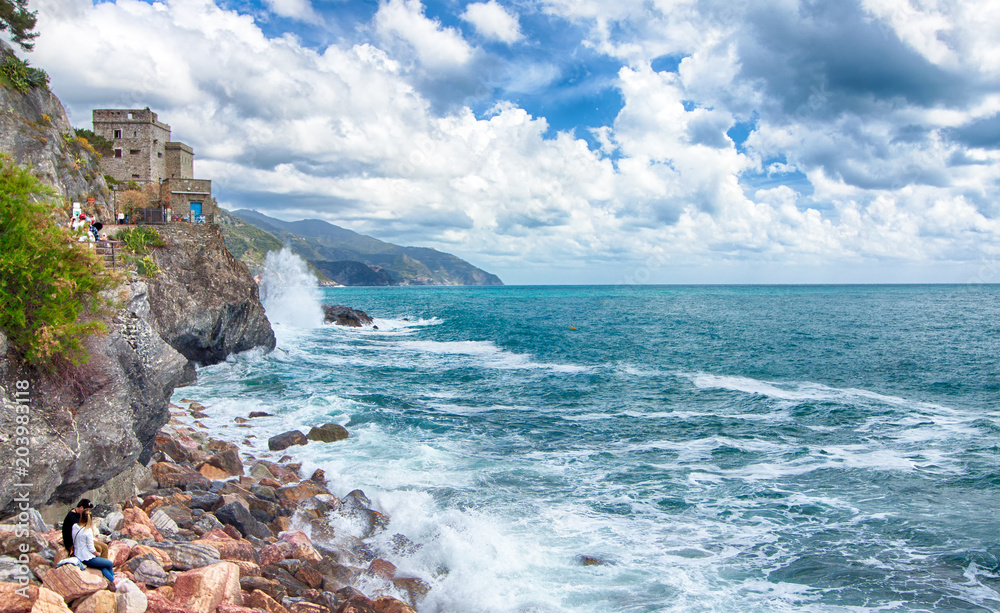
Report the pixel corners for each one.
[0,41,113,220]
[145,224,276,366]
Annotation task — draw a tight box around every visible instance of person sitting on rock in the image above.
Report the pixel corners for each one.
[62,499,109,559]
[72,508,114,581]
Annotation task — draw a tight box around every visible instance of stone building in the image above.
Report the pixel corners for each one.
[93,108,216,221]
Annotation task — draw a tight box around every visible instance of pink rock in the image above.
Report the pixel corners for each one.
[367,559,396,581]
[372,598,416,613]
[127,547,172,571]
[107,543,132,567]
[142,592,191,613]
[189,540,255,563]
[119,510,163,543]
[256,545,284,568]
[171,562,242,613]
[276,531,311,548]
[0,583,72,613]
[244,590,288,613]
[41,565,109,601]
[288,603,325,613]
[197,530,230,541]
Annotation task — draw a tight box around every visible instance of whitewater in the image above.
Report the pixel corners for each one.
[175,272,1000,612]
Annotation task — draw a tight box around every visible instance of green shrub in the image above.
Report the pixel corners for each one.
[75,129,115,158]
[0,156,117,367]
[0,54,48,93]
[116,225,164,255]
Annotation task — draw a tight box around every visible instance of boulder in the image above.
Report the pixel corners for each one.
[247,412,271,419]
[150,543,218,572]
[244,590,288,613]
[186,494,221,513]
[171,562,242,613]
[189,540,255,563]
[320,305,373,328]
[305,425,348,444]
[366,559,396,581]
[149,506,191,531]
[142,591,192,613]
[288,604,325,613]
[275,482,328,504]
[148,511,178,536]
[119,509,162,543]
[391,577,430,606]
[195,465,229,481]
[106,542,132,567]
[113,578,148,613]
[237,578,285,604]
[213,504,271,540]
[153,434,207,466]
[227,561,259,578]
[257,545,285,569]
[100,513,125,534]
[0,584,71,613]
[41,565,108,601]
[133,560,168,588]
[371,598,415,613]
[126,547,171,571]
[267,432,307,453]
[149,464,209,492]
[2,533,49,556]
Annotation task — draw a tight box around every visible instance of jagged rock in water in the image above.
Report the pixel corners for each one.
[306,424,349,443]
[321,305,373,327]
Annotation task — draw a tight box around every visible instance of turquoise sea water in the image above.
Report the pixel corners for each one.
[176,285,1000,612]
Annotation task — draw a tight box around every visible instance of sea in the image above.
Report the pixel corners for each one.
[173,255,1000,612]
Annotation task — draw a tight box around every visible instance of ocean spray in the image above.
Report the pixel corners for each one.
[259,248,324,328]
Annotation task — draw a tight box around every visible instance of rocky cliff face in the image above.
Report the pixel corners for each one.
[147,224,276,366]
[0,282,188,515]
[0,41,112,220]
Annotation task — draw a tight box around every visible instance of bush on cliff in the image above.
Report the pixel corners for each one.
[0,155,118,367]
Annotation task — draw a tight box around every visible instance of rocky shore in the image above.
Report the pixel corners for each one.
[0,399,426,613]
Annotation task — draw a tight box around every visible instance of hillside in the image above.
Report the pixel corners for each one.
[230,209,503,286]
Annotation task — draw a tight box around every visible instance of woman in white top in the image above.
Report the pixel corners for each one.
[71,510,114,581]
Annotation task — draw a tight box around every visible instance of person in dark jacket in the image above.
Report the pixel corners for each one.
[61,499,108,558]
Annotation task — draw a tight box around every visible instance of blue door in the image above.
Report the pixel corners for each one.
[190,202,203,222]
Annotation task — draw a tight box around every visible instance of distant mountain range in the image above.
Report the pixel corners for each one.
[217,209,503,286]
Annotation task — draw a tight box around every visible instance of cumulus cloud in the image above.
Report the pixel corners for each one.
[27,0,1000,283]
[461,1,523,44]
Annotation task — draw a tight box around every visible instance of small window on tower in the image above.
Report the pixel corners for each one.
[131,174,140,179]
[129,149,140,155]
[114,149,122,158]
[113,129,122,139]
[157,152,163,158]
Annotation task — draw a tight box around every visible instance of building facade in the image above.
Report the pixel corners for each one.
[93,108,216,221]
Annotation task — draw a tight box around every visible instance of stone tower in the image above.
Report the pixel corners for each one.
[92,108,170,184]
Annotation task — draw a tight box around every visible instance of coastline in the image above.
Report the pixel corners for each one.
[0,397,424,613]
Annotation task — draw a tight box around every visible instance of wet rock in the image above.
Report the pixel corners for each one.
[153,434,207,466]
[247,412,271,419]
[214,503,272,540]
[391,577,429,606]
[204,450,243,478]
[276,482,329,505]
[305,425,348,444]
[366,559,395,581]
[171,562,242,613]
[577,555,608,566]
[321,306,373,328]
[371,597,416,613]
[267,432,307,452]
[261,566,309,598]
[150,543,219,571]
[41,565,108,601]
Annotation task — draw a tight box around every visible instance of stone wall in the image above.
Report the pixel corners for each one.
[93,109,170,184]
[161,178,214,219]
[166,141,193,179]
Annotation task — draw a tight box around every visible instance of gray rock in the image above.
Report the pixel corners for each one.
[188,492,222,512]
[268,431,308,452]
[191,514,224,537]
[150,509,179,534]
[321,305,373,327]
[146,223,276,366]
[100,511,125,534]
[152,541,220,571]
[134,558,169,587]
[214,501,273,539]
[306,424,349,443]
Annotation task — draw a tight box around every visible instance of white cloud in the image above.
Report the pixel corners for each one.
[26,0,1000,283]
[265,0,321,23]
[375,0,473,69]
[461,1,522,44]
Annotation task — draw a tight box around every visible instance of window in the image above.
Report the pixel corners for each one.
[133,130,137,137]
[113,129,122,139]
[157,152,163,158]
[126,112,133,119]
[129,149,140,155]
[131,174,140,179]
[114,149,122,158]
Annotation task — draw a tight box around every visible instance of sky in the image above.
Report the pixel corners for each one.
[21,0,1000,284]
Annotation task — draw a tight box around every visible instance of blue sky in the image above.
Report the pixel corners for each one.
[26,0,1000,284]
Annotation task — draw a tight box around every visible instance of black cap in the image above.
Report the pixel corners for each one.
[77,499,93,509]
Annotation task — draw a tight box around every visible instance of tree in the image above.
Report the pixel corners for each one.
[0,155,117,367]
[0,0,37,51]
